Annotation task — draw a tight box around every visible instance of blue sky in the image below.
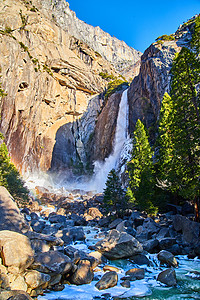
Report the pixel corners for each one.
[68,0,200,53]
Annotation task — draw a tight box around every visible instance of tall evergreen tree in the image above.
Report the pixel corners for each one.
[169,47,200,220]
[103,169,126,217]
[127,119,157,215]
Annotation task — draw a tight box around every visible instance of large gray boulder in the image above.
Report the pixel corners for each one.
[0,186,29,232]
[157,250,178,268]
[172,215,200,244]
[32,251,72,275]
[0,230,34,272]
[157,268,177,286]
[95,229,143,259]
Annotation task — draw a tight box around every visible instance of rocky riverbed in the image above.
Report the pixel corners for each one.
[0,185,200,299]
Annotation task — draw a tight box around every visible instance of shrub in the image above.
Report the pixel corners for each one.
[105,79,128,100]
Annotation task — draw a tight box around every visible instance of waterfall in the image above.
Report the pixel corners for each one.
[91,89,130,192]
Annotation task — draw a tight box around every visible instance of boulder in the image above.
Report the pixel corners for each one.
[25,231,64,253]
[25,270,51,289]
[32,251,72,274]
[125,268,145,280]
[0,231,34,272]
[143,239,159,253]
[129,254,150,266]
[108,218,123,229]
[84,207,103,221]
[56,227,85,245]
[158,238,176,250]
[142,218,160,235]
[95,230,143,260]
[48,214,67,225]
[64,246,98,268]
[172,215,200,243]
[0,290,33,300]
[31,220,46,233]
[9,274,27,291]
[157,250,178,268]
[157,268,177,286]
[120,280,130,288]
[69,259,94,285]
[0,186,29,232]
[95,271,118,290]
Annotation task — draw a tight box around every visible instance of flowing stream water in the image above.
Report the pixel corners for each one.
[38,226,200,300]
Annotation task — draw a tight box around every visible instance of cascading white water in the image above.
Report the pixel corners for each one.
[91,89,130,192]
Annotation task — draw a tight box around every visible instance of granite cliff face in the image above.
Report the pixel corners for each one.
[38,0,142,75]
[0,0,120,173]
[0,0,196,177]
[128,20,194,137]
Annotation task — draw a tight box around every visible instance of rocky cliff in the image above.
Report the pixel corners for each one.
[0,0,123,173]
[38,0,142,75]
[128,19,195,137]
[0,0,196,178]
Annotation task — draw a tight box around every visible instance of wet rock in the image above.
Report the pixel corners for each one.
[129,254,150,265]
[120,280,130,288]
[88,251,107,265]
[157,250,178,268]
[143,238,159,253]
[125,268,145,280]
[24,270,51,290]
[0,231,34,272]
[0,187,29,233]
[157,268,177,286]
[32,251,72,274]
[95,229,143,259]
[95,271,118,290]
[70,259,94,285]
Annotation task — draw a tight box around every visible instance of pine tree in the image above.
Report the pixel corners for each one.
[127,119,157,215]
[169,47,200,220]
[0,142,29,204]
[156,93,176,190]
[103,169,126,217]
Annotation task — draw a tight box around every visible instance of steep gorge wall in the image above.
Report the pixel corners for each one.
[128,21,194,137]
[0,0,118,173]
